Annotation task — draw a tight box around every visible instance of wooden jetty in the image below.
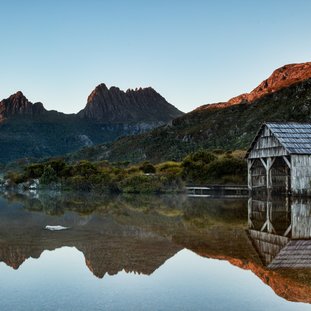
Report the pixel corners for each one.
[186,185,249,197]
[186,187,211,197]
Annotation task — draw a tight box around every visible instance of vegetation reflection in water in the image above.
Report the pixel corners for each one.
[0,191,310,310]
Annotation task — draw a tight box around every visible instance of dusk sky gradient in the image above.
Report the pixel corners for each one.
[1,0,311,113]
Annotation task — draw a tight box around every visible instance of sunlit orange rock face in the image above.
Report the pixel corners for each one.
[195,253,311,304]
[197,62,311,110]
[177,223,311,305]
[233,260,311,304]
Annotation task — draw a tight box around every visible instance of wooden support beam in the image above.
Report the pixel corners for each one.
[261,220,276,234]
[267,220,276,234]
[247,160,254,190]
[260,158,268,170]
[283,156,291,169]
[265,201,276,233]
[260,221,268,232]
[266,158,272,189]
[270,157,276,168]
[249,159,254,169]
[248,198,254,228]
[283,225,292,237]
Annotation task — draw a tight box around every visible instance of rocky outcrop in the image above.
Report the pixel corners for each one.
[198,62,311,110]
[0,91,46,121]
[78,83,183,122]
[193,63,311,125]
[229,62,311,105]
[203,255,311,304]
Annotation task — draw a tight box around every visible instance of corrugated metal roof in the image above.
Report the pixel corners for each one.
[267,123,311,154]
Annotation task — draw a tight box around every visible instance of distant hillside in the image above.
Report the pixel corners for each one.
[68,62,311,163]
[0,85,183,163]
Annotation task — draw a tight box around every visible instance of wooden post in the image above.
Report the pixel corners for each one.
[262,157,275,190]
[260,158,273,190]
[261,197,275,234]
[283,156,291,194]
[260,158,268,189]
[267,158,271,189]
[282,156,291,169]
[247,160,254,190]
[267,200,273,233]
[248,197,253,228]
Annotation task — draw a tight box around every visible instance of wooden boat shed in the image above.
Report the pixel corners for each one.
[248,197,311,268]
[246,122,311,195]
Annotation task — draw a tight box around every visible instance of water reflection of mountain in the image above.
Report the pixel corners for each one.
[0,192,311,303]
[0,194,184,277]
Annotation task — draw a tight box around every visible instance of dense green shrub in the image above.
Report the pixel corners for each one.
[40,165,58,185]
[4,171,26,184]
[181,149,246,184]
[206,157,246,178]
[72,160,98,177]
[65,175,92,191]
[139,162,156,174]
[24,164,45,179]
[211,149,225,155]
[120,175,162,193]
[126,166,140,174]
[44,159,66,175]
[181,150,217,184]
[158,172,185,192]
[156,161,181,173]
[188,150,217,163]
[5,148,247,190]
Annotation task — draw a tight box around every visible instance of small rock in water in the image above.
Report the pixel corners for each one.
[45,225,70,231]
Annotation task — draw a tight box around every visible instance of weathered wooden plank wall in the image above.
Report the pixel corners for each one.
[291,155,311,195]
[248,127,288,159]
[291,199,311,239]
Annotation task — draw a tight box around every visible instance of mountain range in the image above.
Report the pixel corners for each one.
[2,61,311,164]
[0,84,183,163]
[69,62,311,163]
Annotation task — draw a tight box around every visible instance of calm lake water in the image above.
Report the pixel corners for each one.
[0,192,310,310]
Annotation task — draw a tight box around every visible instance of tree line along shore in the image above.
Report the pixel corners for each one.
[0,149,246,194]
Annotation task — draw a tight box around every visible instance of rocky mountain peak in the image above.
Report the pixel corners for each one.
[86,83,107,103]
[0,91,46,120]
[8,91,29,106]
[78,83,183,123]
[13,90,25,98]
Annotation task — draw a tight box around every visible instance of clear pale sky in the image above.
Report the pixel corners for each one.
[1,0,311,113]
